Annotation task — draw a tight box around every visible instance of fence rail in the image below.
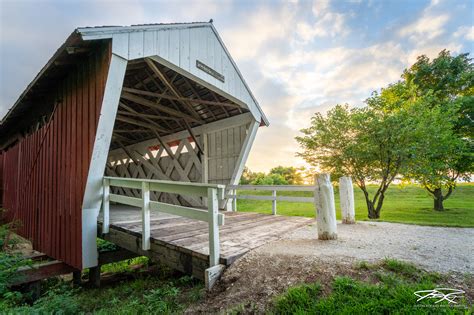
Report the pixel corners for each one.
[101,176,226,267]
[226,184,316,215]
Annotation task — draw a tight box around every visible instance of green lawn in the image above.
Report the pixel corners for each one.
[272,259,473,314]
[235,183,474,227]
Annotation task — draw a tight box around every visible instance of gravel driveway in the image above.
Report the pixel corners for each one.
[258,221,474,273]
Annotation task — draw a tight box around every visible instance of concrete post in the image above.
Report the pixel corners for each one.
[314,174,337,240]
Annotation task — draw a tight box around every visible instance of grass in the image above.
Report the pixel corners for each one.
[272,259,472,314]
[3,258,204,314]
[235,183,474,227]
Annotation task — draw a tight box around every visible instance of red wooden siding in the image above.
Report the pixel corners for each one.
[1,43,111,269]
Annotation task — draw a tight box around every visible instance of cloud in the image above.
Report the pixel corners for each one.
[398,0,451,45]
[296,0,350,42]
[454,26,474,41]
[221,4,296,60]
[0,0,470,173]
[399,14,450,44]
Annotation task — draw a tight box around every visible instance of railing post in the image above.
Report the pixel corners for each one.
[339,176,355,224]
[272,190,277,215]
[102,178,110,234]
[141,181,151,250]
[314,174,337,240]
[207,188,220,267]
[232,189,237,212]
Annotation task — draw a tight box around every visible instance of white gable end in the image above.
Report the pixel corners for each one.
[79,23,268,125]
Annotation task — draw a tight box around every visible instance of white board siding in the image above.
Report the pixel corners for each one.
[82,25,263,124]
[208,124,248,185]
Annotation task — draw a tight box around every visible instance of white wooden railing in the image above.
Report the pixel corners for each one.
[101,176,226,267]
[226,185,315,215]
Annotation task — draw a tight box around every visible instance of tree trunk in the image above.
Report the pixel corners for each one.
[433,188,444,211]
[366,200,380,219]
[374,193,385,218]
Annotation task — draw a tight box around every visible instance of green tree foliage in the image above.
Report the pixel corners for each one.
[269,166,304,184]
[375,51,474,210]
[296,104,420,218]
[239,166,292,185]
[297,50,473,216]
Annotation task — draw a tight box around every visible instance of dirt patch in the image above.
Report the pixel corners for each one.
[187,252,363,313]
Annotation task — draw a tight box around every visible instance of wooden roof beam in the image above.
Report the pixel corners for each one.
[117,110,181,122]
[115,115,168,133]
[122,87,241,109]
[144,58,203,121]
[131,73,175,131]
[121,92,204,124]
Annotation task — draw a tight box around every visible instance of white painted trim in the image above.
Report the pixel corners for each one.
[229,120,259,186]
[141,182,151,250]
[81,53,127,269]
[208,24,269,126]
[102,178,110,234]
[228,185,315,191]
[207,188,220,267]
[227,194,314,203]
[78,23,211,40]
[272,190,277,215]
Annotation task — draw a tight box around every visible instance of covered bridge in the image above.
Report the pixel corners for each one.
[0,23,310,286]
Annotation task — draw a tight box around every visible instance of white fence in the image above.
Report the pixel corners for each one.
[226,184,316,215]
[227,176,356,224]
[101,176,226,267]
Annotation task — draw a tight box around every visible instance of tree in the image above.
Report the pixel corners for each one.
[252,173,288,185]
[377,51,474,210]
[239,167,289,185]
[269,166,304,184]
[240,167,256,185]
[296,104,415,219]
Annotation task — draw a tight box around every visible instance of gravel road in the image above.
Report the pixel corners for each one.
[258,221,474,273]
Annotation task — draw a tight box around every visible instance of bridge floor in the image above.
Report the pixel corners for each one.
[98,205,312,279]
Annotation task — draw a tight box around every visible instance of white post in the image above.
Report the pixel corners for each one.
[141,181,151,250]
[225,189,233,212]
[339,176,355,224]
[232,189,237,212]
[314,174,337,240]
[102,178,110,234]
[207,188,220,267]
[272,190,277,215]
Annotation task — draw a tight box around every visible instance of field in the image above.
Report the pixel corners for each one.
[235,183,474,227]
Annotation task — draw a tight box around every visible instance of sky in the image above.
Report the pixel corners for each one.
[0,0,472,172]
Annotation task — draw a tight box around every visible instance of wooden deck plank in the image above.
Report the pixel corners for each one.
[148,213,286,242]
[100,206,313,274]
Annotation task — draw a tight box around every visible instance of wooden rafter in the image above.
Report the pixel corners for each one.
[115,115,168,133]
[183,119,204,157]
[118,110,182,122]
[180,78,219,120]
[144,58,203,122]
[114,129,150,133]
[131,74,175,131]
[121,92,204,124]
[122,87,241,110]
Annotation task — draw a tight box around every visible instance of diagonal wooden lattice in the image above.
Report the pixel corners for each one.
[106,136,204,207]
